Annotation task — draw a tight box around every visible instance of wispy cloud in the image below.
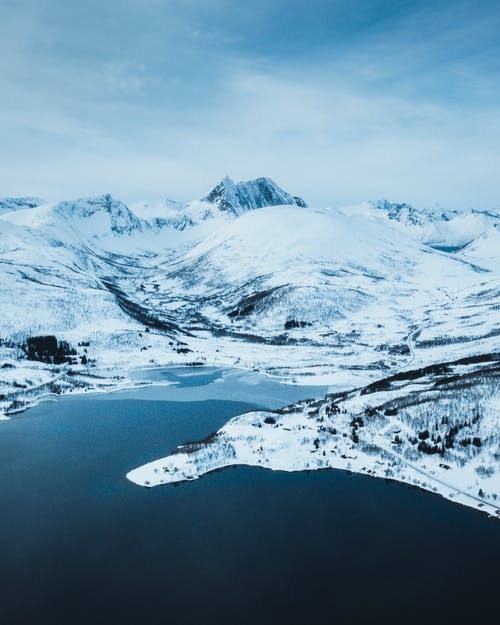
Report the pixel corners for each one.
[0,0,499,208]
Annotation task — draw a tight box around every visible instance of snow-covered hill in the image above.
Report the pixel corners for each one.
[459,224,500,269]
[371,199,500,249]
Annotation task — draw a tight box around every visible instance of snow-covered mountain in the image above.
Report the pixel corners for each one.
[4,194,147,241]
[371,199,448,226]
[201,176,307,215]
[0,196,46,215]
[130,176,307,234]
[54,194,145,236]
[0,178,498,390]
[0,177,498,516]
[0,178,309,379]
[371,198,500,249]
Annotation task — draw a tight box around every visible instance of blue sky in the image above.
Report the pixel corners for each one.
[1,0,499,208]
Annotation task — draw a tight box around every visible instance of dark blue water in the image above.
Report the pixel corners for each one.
[429,244,467,253]
[0,380,499,625]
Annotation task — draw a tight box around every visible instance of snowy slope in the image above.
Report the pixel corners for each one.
[0,212,137,338]
[0,178,498,414]
[0,195,186,380]
[459,225,500,269]
[115,202,498,385]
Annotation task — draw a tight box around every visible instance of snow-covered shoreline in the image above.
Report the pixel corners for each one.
[127,353,500,520]
[0,358,330,420]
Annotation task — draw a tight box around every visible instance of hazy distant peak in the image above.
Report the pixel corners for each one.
[0,196,46,215]
[371,199,447,226]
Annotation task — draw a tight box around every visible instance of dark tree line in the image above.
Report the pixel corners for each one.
[23,335,77,365]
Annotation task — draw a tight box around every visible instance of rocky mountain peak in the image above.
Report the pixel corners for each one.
[201,176,307,215]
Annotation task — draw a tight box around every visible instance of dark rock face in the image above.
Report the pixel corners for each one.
[202,176,307,215]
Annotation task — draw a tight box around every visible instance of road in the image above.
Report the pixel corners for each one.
[320,402,500,518]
